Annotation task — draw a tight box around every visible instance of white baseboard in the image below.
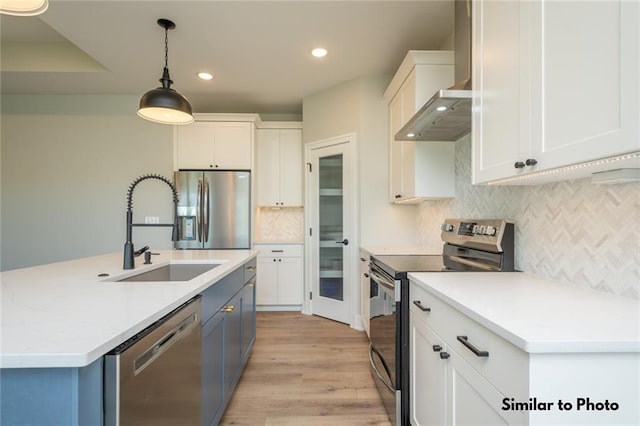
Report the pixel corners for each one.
[256,305,302,312]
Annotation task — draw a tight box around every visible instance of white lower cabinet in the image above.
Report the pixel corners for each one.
[410,315,447,426]
[255,244,303,308]
[410,281,638,425]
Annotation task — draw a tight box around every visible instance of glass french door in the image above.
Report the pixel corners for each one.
[307,138,354,324]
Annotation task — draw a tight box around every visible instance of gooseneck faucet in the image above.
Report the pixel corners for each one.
[123,174,179,270]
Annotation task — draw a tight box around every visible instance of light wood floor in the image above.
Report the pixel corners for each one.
[220,312,392,425]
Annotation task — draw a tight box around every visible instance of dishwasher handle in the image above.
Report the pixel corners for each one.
[133,311,199,375]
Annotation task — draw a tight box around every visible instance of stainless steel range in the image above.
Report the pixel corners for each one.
[368,218,515,425]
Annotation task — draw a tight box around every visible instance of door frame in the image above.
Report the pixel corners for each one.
[303,133,360,329]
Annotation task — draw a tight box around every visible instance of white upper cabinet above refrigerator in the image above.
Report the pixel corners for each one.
[472,0,640,185]
[175,119,254,170]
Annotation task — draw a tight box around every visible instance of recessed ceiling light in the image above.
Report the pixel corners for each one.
[436,106,448,112]
[407,133,416,138]
[198,72,214,80]
[311,48,328,58]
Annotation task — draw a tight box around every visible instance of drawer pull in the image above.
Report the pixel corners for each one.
[413,300,431,312]
[246,266,256,272]
[457,335,489,357]
[439,352,450,359]
[271,250,284,253]
[432,345,442,352]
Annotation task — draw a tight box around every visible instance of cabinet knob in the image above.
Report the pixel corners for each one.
[364,273,369,278]
[209,164,214,168]
[514,162,525,169]
[215,165,219,168]
[278,259,282,262]
[273,259,276,262]
[395,194,402,199]
[433,345,442,352]
[525,158,538,166]
[439,352,450,360]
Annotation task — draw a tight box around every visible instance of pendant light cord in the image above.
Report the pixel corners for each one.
[164,26,169,69]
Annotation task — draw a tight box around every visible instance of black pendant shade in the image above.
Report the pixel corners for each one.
[138,19,194,125]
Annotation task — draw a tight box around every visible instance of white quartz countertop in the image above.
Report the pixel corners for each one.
[408,272,640,354]
[0,250,258,369]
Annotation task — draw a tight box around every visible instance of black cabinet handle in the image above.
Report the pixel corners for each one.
[395,194,402,199]
[439,352,450,359]
[412,300,431,312]
[514,161,525,169]
[525,158,538,166]
[432,345,442,352]
[457,335,489,357]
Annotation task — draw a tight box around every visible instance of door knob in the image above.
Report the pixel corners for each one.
[335,239,349,246]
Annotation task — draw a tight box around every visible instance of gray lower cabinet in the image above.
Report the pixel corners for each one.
[201,258,257,426]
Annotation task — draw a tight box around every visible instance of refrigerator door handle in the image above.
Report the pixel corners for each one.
[204,178,210,243]
[197,178,203,243]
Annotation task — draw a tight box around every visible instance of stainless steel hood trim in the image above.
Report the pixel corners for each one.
[394,89,472,142]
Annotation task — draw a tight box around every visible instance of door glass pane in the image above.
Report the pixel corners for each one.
[318,154,344,301]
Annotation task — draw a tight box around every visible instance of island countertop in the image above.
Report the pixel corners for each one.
[408,272,640,354]
[0,249,258,369]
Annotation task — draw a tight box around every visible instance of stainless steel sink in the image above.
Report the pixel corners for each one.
[117,263,219,282]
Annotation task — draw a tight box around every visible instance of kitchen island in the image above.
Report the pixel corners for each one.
[408,272,640,425]
[0,249,258,425]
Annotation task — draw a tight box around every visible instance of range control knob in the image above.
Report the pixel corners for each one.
[477,225,486,235]
[486,225,497,236]
[441,223,454,232]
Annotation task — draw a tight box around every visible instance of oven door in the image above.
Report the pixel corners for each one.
[369,263,398,424]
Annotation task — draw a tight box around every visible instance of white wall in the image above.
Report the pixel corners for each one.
[302,76,419,246]
[1,95,174,270]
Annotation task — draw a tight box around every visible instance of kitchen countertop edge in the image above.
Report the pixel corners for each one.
[0,249,258,369]
[408,272,640,354]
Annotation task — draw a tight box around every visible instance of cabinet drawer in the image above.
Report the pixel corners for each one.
[243,257,257,283]
[410,281,528,399]
[202,268,243,323]
[254,244,303,257]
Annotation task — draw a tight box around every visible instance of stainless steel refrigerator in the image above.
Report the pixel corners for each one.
[174,171,250,249]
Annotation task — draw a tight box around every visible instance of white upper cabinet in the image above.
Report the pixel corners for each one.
[256,126,303,207]
[176,121,253,170]
[384,51,456,203]
[473,0,640,184]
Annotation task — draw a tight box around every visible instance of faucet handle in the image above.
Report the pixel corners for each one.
[144,251,160,265]
[134,246,150,257]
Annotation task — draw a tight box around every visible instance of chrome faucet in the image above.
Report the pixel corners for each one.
[123,174,179,270]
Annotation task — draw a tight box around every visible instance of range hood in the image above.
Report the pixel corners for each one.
[395,0,472,142]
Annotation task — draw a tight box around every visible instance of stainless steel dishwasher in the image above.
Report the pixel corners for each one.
[104,296,202,426]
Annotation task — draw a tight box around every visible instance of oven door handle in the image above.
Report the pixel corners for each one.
[446,255,498,271]
[369,344,394,393]
[369,268,395,292]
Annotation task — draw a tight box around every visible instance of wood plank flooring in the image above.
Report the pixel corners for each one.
[220,312,392,425]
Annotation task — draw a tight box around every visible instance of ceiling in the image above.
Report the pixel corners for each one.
[0,1,454,115]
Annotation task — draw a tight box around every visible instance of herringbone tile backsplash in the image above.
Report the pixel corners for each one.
[254,207,305,243]
[418,135,640,299]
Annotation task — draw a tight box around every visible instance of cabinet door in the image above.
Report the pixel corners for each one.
[213,123,252,170]
[256,257,278,305]
[411,316,447,426]
[447,348,521,426]
[202,312,226,426]
[241,281,256,363]
[223,292,243,395]
[530,0,639,169]
[472,0,531,184]
[359,254,370,335]
[279,129,303,206]
[176,122,216,169]
[276,257,303,305]
[389,95,405,201]
[256,129,281,206]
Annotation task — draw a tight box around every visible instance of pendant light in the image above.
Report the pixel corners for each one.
[138,18,194,125]
[0,0,48,16]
